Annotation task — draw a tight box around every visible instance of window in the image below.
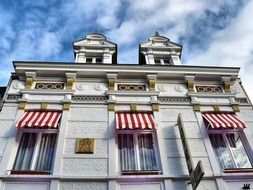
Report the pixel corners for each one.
[12,111,61,174]
[209,132,252,170]
[202,112,252,171]
[154,59,161,64]
[86,57,92,63]
[96,57,103,63]
[12,131,57,174]
[154,57,171,65]
[118,132,158,173]
[85,57,103,63]
[116,113,159,174]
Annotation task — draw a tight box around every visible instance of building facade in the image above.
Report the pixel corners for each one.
[0,33,252,190]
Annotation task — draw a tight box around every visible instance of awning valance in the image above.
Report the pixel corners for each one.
[116,113,156,130]
[16,111,62,128]
[202,113,246,129]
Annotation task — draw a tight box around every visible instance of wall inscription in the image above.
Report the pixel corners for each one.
[75,138,95,154]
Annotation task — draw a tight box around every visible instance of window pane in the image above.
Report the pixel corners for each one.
[226,133,252,168]
[138,133,157,170]
[96,58,102,63]
[118,134,136,171]
[154,59,161,64]
[86,58,92,63]
[209,134,235,169]
[35,133,57,171]
[13,133,37,170]
[163,59,170,64]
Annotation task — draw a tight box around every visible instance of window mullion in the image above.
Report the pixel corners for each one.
[30,132,42,170]
[223,133,237,168]
[134,132,140,171]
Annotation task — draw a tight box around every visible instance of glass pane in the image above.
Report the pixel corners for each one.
[86,58,92,63]
[226,133,252,168]
[96,58,102,63]
[209,134,235,169]
[13,133,37,170]
[154,59,161,64]
[138,133,157,170]
[35,133,57,171]
[118,134,136,171]
[163,59,170,64]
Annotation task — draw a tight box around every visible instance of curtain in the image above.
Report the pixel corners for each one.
[138,133,157,170]
[35,133,57,171]
[209,134,235,169]
[226,133,252,168]
[13,133,37,170]
[118,134,136,171]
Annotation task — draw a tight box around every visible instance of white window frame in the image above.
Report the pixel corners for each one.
[208,129,253,170]
[13,128,58,173]
[154,57,171,65]
[116,129,160,174]
[85,56,103,63]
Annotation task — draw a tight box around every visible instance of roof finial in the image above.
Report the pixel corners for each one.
[155,31,160,36]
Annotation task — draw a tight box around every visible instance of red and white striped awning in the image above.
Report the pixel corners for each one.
[16,111,62,128]
[202,113,246,129]
[116,113,156,130]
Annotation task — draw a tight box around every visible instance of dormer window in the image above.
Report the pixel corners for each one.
[85,57,103,63]
[154,57,171,65]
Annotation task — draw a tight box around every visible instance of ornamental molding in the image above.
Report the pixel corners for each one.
[158,96,191,103]
[7,94,22,100]
[72,96,107,102]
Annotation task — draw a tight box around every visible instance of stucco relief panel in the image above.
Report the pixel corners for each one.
[66,121,108,138]
[62,158,107,176]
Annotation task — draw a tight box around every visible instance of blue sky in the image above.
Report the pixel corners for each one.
[0,0,253,100]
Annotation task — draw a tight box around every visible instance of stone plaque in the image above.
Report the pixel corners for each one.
[75,138,95,154]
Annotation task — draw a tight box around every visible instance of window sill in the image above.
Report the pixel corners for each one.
[224,168,253,173]
[121,170,161,175]
[10,170,51,175]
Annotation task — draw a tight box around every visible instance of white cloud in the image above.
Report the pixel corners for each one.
[185,1,253,101]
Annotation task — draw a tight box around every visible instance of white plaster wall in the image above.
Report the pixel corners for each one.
[159,106,213,177]
[119,182,164,190]
[171,180,218,190]
[62,105,109,176]
[3,182,50,190]
[60,182,107,190]
[225,181,253,190]
[232,81,247,98]
[62,158,108,176]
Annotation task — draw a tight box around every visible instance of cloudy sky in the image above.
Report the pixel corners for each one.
[0,0,253,100]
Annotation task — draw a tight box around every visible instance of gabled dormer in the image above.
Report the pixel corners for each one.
[73,32,117,64]
[139,32,182,65]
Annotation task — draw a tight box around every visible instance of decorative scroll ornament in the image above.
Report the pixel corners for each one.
[175,85,187,93]
[94,84,107,91]
[158,85,168,92]
[13,81,25,90]
[231,87,241,94]
[76,84,87,91]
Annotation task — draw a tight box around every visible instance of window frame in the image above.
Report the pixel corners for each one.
[207,128,253,171]
[116,129,161,175]
[11,128,58,175]
[154,57,171,65]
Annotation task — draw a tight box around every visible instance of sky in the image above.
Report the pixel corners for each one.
[0,0,253,101]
